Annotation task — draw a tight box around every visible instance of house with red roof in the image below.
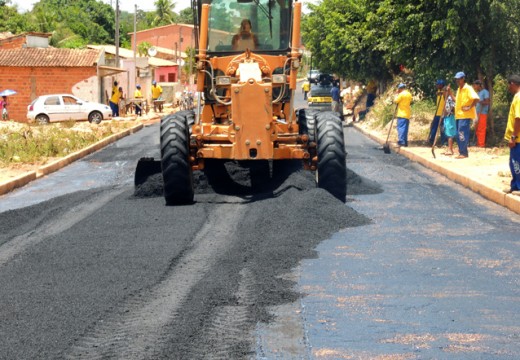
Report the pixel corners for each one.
[0,32,125,122]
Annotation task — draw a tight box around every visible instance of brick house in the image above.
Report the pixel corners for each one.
[131,23,196,56]
[0,32,124,122]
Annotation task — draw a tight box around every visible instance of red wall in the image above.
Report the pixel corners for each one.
[0,36,26,50]
[0,66,97,122]
[132,24,196,54]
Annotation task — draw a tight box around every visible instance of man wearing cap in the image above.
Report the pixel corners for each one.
[394,83,412,147]
[472,79,490,147]
[449,71,480,158]
[428,79,447,146]
[331,81,341,113]
[134,84,143,116]
[503,74,520,195]
[151,80,163,112]
[109,80,120,117]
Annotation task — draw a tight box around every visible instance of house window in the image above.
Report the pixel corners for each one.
[168,73,176,82]
[159,75,166,82]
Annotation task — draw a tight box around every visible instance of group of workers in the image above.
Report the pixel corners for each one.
[108,80,163,117]
[390,71,520,196]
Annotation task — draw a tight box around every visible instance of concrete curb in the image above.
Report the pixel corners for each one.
[353,123,520,216]
[0,122,146,196]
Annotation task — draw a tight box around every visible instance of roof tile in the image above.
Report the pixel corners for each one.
[0,48,100,67]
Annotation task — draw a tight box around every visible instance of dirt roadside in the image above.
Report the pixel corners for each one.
[353,118,512,192]
[0,112,163,185]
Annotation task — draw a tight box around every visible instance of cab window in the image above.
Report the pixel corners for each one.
[206,0,291,52]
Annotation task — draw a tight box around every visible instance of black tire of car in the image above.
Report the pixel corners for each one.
[88,111,103,124]
[36,114,49,125]
[160,112,194,205]
[315,111,347,202]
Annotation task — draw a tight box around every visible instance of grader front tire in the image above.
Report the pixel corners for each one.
[160,113,194,205]
[316,111,347,202]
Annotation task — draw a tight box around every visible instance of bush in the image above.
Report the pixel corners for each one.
[0,121,132,166]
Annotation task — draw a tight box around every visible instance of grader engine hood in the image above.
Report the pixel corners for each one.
[231,71,273,159]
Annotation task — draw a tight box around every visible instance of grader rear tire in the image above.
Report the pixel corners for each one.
[316,111,347,202]
[298,108,318,143]
[160,113,194,205]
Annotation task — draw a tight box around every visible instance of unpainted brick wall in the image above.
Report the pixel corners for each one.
[0,66,98,122]
[0,37,26,50]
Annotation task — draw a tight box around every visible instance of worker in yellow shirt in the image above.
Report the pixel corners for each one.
[448,71,480,159]
[394,83,412,147]
[151,80,163,112]
[109,81,120,117]
[134,84,143,116]
[301,80,310,100]
[503,74,520,194]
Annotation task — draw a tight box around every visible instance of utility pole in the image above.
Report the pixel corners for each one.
[115,0,120,67]
[134,4,137,89]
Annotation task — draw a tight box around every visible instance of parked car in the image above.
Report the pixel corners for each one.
[307,69,320,83]
[27,94,112,124]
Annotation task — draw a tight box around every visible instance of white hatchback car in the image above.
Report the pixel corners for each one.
[27,94,112,124]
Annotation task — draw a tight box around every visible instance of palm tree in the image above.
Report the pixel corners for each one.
[152,0,177,27]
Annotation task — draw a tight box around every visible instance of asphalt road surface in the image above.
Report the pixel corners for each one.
[0,90,519,359]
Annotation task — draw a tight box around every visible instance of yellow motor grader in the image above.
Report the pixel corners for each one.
[136,0,346,204]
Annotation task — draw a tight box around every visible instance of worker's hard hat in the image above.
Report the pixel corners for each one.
[136,84,141,88]
[397,83,406,89]
[436,79,446,86]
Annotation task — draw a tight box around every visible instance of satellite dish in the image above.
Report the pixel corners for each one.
[147,47,157,57]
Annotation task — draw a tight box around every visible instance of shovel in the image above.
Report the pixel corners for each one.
[430,94,445,159]
[383,105,398,154]
[134,157,162,187]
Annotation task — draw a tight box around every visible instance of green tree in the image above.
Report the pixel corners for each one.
[178,7,194,24]
[152,0,178,27]
[137,41,152,56]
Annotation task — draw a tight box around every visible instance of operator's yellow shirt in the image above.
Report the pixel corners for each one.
[134,89,143,98]
[455,83,479,120]
[395,90,412,119]
[110,86,120,103]
[504,92,520,143]
[151,85,162,99]
[302,82,310,92]
[435,90,446,116]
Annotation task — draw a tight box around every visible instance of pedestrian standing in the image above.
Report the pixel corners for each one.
[472,79,490,147]
[503,74,520,195]
[134,84,143,116]
[151,80,163,112]
[449,72,479,159]
[394,83,412,147]
[1,95,8,120]
[442,89,457,155]
[302,80,310,100]
[428,79,447,146]
[109,81,120,117]
[366,79,377,112]
[331,82,341,113]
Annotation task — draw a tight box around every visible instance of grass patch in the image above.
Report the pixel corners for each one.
[0,121,134,166]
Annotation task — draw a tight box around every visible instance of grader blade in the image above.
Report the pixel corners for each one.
[134,157,162,187]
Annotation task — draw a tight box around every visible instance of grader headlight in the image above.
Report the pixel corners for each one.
[272,74,286,84]
[216,76,231,86]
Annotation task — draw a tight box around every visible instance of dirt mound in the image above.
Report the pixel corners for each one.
[134,161,382,201]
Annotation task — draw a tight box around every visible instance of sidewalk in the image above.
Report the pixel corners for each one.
[352,122,520,216]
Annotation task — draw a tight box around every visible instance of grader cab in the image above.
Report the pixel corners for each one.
[138,0,346,205]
